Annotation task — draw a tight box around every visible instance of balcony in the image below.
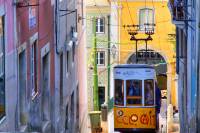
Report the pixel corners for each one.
[168,0,185,28]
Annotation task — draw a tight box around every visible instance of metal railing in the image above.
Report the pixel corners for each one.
[169,0,185,21]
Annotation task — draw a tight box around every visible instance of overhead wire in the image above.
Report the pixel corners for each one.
[125,0,134,25]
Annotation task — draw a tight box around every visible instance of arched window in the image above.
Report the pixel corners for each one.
[139,8,154,30]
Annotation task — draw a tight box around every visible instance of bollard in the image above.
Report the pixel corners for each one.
[167,104,173,133]
[101,104,108,121]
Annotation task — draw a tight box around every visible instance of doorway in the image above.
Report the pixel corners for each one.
[18,50,27,125]
[42,53,50,121]
[98,86,105,109]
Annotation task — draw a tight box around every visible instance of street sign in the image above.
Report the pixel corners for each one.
[29,7,36,30]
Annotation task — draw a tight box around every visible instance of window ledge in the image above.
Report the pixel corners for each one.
[19,125,28,132]
[32,92,39,101]
[96,32,105,34]
[66,72,69,78]
[42,121,51,133]
[0,116,5,124]
[0,117,6,131]
[97,65,106,68]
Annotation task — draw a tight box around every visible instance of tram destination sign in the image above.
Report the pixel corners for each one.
[114,68,155,79]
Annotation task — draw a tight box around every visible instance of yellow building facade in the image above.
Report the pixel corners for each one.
[117,0,177,106]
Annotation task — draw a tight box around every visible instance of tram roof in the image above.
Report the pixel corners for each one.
[114,64,154,69]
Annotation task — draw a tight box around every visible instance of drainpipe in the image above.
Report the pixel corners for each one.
[93,18,99,111]
[107,15,110,103]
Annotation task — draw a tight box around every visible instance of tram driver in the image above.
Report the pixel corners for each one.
[145,82,154,105]
[128,81,140,96]
[127,81,141,104]
[115,87,124,105]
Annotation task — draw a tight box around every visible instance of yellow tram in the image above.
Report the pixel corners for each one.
[114,64,157,133]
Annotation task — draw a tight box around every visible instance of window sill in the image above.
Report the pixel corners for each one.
[32,92,39,101]
[96,32,105,34]
[66,73,69,78]
[0,116,5,124]
[42,120,51,133]
[0,116,6,131]
[19,125,28,132]
[97,65,106,68]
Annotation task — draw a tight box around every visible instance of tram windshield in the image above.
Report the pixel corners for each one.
[114,79,124,106]
[126,80,142,106]
[144,79,154,106]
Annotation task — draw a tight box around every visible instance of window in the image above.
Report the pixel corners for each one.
[0,16,5,120]
[72,42,75,62]
[126,80,142,106]
[42,53,50,121]
[19,50,27,125]
[144,79,154,106]
[76,86,79,129]
[31,41,38,98]
[60,54,63,109]
[139,8,154,30]
[70,92,75,128]
[66,51,69,73]
[96,18,105,33]
[65,105,69,130]
[114,79,124,106]
[96,51,105,66]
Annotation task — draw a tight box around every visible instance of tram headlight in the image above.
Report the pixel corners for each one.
[131,114,138,122]
[117,110,123,117]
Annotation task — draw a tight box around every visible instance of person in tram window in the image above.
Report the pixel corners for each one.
[115,87,123,105]
[127,81,141,104]
[145,82,154,105]
[155,82,161,130]
[128,81,140,96]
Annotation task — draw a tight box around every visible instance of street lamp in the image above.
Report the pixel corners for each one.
[111,45,117,59]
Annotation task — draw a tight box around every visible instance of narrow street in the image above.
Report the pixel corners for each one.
[0,0,200,133]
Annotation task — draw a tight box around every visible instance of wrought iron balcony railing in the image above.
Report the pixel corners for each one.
[168,0,185,21]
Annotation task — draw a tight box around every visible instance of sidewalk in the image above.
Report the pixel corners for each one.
[101,120,108,133]
[101,110,114,133]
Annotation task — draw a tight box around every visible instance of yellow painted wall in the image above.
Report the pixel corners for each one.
[118,1,177,106]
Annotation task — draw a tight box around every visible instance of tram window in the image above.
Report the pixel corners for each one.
[144,79,154,106]
[114,79,124,106]
[126,80,142,105]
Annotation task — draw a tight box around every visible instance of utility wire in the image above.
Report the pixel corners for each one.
[125,0,134,25]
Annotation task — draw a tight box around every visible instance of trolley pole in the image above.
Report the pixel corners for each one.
[93,18,99,111]
[145,40,148,64]
[136,40,138,63]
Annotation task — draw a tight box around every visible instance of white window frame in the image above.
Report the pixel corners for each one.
[96,51,105,66]
[139,8,154,31]
[96,18,105,33]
